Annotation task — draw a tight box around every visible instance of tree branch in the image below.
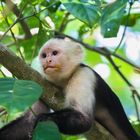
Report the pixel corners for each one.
[5,0,32,39]
[107,55,140,121]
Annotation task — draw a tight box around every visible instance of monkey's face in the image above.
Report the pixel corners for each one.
[39,45,68,75]
[38,39,84,83]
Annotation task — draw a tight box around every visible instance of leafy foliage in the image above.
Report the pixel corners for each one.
[60,0,128,37]
[101,0,127,37]
[33,121,62,140]
[0,78,42,116]
[60,0,101,28]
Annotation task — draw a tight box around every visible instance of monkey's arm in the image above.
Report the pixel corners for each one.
[36,108,92,135]
[94,72,140,140]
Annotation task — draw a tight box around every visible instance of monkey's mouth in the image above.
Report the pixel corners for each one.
[44,66,56,70]
[43,64,61,73]
[43,65,59,73]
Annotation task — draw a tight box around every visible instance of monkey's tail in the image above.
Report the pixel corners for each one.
[95,73,140,140]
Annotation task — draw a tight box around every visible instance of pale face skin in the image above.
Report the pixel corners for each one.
[38,39,84,86]
[39,46,63,74]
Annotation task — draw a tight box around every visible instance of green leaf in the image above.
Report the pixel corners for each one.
[101,0,127,37]
[121,14,140,27]
[0,78,42,114]
[29,0,44,5]
[33,121,62,140]
[60,0,101,27]
[133,122,140,135]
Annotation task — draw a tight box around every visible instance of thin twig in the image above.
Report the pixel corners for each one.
[19,2,60,22]
[114,1,133,53]
[0,1,59,41]
[6,0,32,39]
[1,2,24,60]
[59,12,70,32]
[107,56,140,121]
[132,92,140,121]
[0,110,7,117]
[0,18,19,41]
[0,69,6,77]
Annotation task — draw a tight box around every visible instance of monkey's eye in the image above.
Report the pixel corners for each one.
[41,53,46,58]
[52,51,58,56]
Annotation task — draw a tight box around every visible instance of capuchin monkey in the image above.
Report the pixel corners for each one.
[0,38,140,140]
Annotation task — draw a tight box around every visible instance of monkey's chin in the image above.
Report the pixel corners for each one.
[44,67,58,74]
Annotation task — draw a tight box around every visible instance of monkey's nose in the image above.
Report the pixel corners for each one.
[47,59,52,63]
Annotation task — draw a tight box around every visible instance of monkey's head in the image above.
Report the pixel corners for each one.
[38,38,84,84]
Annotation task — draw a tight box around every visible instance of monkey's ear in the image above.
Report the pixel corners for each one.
[75,44,84,60]
[64,37,71,41]
[64,39,84,60]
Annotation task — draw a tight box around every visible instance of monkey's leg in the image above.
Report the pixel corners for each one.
[36,108,92,135]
